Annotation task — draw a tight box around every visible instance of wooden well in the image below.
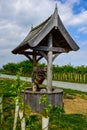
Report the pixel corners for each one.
[21,88,63,112]
[12,5,79,113]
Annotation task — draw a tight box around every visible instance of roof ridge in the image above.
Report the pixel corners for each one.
[31,16,51,32]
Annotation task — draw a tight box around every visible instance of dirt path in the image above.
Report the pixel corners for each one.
[64,98,87,115]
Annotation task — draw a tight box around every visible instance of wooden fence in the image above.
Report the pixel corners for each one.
[52,73,87,83]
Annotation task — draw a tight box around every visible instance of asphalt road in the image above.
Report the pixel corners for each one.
[0,74,87,92]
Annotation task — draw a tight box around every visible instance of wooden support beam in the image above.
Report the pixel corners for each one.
[24,54,32,62]
[52,53,60,62]
[39,51,48,61]
[19,51,41,56]
[37,56,43,62]
[32,51,37,83]
[35,46,66,53]
[47,33,53,92]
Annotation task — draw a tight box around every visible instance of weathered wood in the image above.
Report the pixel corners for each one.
[24,54,32,62]
[32,51,37,83]
[35,46,66,52]
[11,5,80,116]
[52,72,87,83]
[19,51,41,56]
[52,53,60,62]
[21,89,63,113]
[12,5,79,54]
[39,51,48,61]
[47,33,53,92]
[37,56,43,62]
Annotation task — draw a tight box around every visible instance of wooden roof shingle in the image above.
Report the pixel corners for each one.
[12,5,79,54]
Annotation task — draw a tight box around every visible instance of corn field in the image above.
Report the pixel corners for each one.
[53,72,87,83]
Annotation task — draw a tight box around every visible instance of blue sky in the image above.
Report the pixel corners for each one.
[0,0,87,68]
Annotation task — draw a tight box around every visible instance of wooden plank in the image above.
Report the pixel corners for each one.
[39,51,48,61]
[32,51,37,83]
[35,46,66,52]
[47,33,53,92]
[24,54,32,62]
[21,89,63,113]
[19,51,41,56]
[52,53,60,62]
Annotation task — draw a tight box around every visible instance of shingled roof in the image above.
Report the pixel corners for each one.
[12,5,79,54]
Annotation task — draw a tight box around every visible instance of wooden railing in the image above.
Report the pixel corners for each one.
[52,72,87,83]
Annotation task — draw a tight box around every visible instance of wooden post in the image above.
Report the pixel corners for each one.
[47,33,53,92]
[32,51,37,83]
[13,99,19,130]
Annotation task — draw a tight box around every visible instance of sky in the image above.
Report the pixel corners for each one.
[0,0,87,68]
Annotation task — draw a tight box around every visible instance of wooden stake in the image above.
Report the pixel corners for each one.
[32,51,37,83]
[13,99,19,130]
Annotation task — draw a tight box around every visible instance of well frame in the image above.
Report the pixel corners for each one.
[12,4,79,112]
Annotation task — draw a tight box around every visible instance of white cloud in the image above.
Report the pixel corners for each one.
[53,50,87,66]
[78,27,87,34]
[68,11,87,26]
[57,0,80,25]
[56,0,87,27]
[0,21,27,49]
[79,40,87,48]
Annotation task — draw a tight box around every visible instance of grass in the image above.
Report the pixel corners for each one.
[0,78,87,130]
[63,88,87,100]
[50,112,87,130]
[0,77,31,96]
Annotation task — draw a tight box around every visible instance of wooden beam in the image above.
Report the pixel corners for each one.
[37,56,43,62]
[47,33,53,92]
[39,51,48,61]
[24,54,32,62]
[32,51,37,83]
[34,46,66,52]
[19,51,41,56]
[52,53,60,62]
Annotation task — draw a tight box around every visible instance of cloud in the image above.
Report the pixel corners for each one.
[0,0,54,27]
[0,21,28,53]
[57,0,87,27]
[53,50,87,66]
[56,0,80,25]
[78,27,87,34]
[0,0,55,68]
[68,11,87,26]
[79,40,87,49]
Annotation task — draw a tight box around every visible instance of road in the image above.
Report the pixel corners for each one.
[0,74,87,92]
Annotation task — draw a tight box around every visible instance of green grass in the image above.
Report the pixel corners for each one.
[50,111,87,130]
[63,88,87,100]
[0,78,31,96]
[0,78,87,130]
